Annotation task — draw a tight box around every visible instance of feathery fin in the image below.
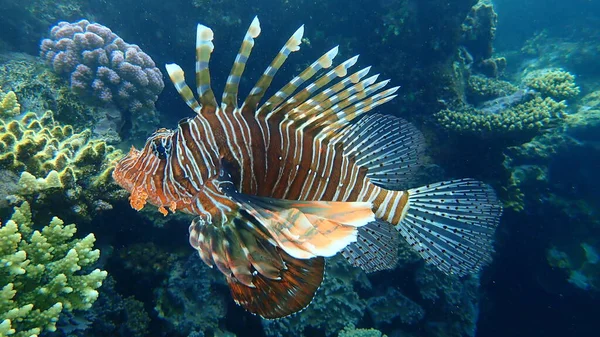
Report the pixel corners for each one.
[340,114,426,190]
[227,250,324,319]
[341,220,400,273]
[217,166,374,259]
[400,179,502,276]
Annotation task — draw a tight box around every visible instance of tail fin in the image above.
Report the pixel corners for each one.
[397,179,502,276]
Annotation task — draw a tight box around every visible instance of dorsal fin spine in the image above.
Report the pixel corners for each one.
[241,25,304,114]
[195,24,217,109]
[165,63,202,114]
[222,16,261,112]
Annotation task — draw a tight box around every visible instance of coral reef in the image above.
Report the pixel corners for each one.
[154,254,229,336]
[461,1,504,77]
[435,96,566,138]
[0,201,107,337]
[0,91,20,118]
[40,20,164,114]
[466,75,518,105]
[522,68,580,101]
[338,324,387,337]
[548,243,600,291]
[0,92,125,223]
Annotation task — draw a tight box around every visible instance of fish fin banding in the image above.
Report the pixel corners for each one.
[340,219,400,273]
[189,211,285,285]
[195,24,218,109]
[222,16,261,112]
[227,249,324,319]
[399,179,503,276]
[241,25,305,115]
[341,114,426,190]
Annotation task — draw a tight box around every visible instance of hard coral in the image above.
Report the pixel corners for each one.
[0,91,20,118]
[40,20,164,113]
[523,68,580,101]
[436,96,566,139]
[0,93,125,223]
[0,201,107,337]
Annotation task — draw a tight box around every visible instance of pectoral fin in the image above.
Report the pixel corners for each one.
[218,171,375,259]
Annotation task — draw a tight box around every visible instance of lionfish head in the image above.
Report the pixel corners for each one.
[112,128,176,211]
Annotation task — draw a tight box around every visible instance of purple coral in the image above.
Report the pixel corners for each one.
[40,20,164,113]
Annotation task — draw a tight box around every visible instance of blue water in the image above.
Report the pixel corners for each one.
[0,0,598,336]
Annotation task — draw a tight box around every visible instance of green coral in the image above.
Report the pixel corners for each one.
[0,201,107,337]
[436,96,566,137]
[338,324,387,337]
[523,68,580,100]
[467,75,517,104]
[0,91,20,118]
[0,92,125,222]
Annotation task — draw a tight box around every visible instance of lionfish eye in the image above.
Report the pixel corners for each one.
[151,137,171,160]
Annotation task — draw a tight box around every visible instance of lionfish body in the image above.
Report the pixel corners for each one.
[113,17,503,318]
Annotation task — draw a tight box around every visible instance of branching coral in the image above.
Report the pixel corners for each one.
[435,96,566,138]
[0,91,20,118]
[523,68,580,101]
[0,201,107,337]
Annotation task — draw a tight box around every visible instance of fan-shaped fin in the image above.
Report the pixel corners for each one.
[339,114,426,190]
[227,249,325,319]
[400,179,503,276]
[340,220,400,273]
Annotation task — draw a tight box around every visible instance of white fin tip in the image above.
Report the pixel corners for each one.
[249,16,261,37]
[197,24,214,44]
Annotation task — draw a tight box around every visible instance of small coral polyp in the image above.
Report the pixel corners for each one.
[40,20,164,113]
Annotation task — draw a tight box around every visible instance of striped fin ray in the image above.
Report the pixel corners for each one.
[286,65,370,120]
[222,16,261,112]
[189,214,324,319]
[340,220,400,273]
[258,46,342,118]
[298,74,383,130]
[165,64,202,114]
[400,179,503,276]
[320,85,399,135]
[341,114,426,190]
[241,25,305,115]
[195,24,218,111]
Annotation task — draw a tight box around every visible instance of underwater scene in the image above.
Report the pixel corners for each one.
[0,0,598,336]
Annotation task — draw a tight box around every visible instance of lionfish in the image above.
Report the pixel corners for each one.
[113,17,502,318]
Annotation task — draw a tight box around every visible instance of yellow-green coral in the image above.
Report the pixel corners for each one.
[523,68,580,100]
[467,75,517,102]
[0,110,122,188]
[436,96,566,137]
[0,201,107,337]
[338,324,387,337]
[0,91,20,118]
